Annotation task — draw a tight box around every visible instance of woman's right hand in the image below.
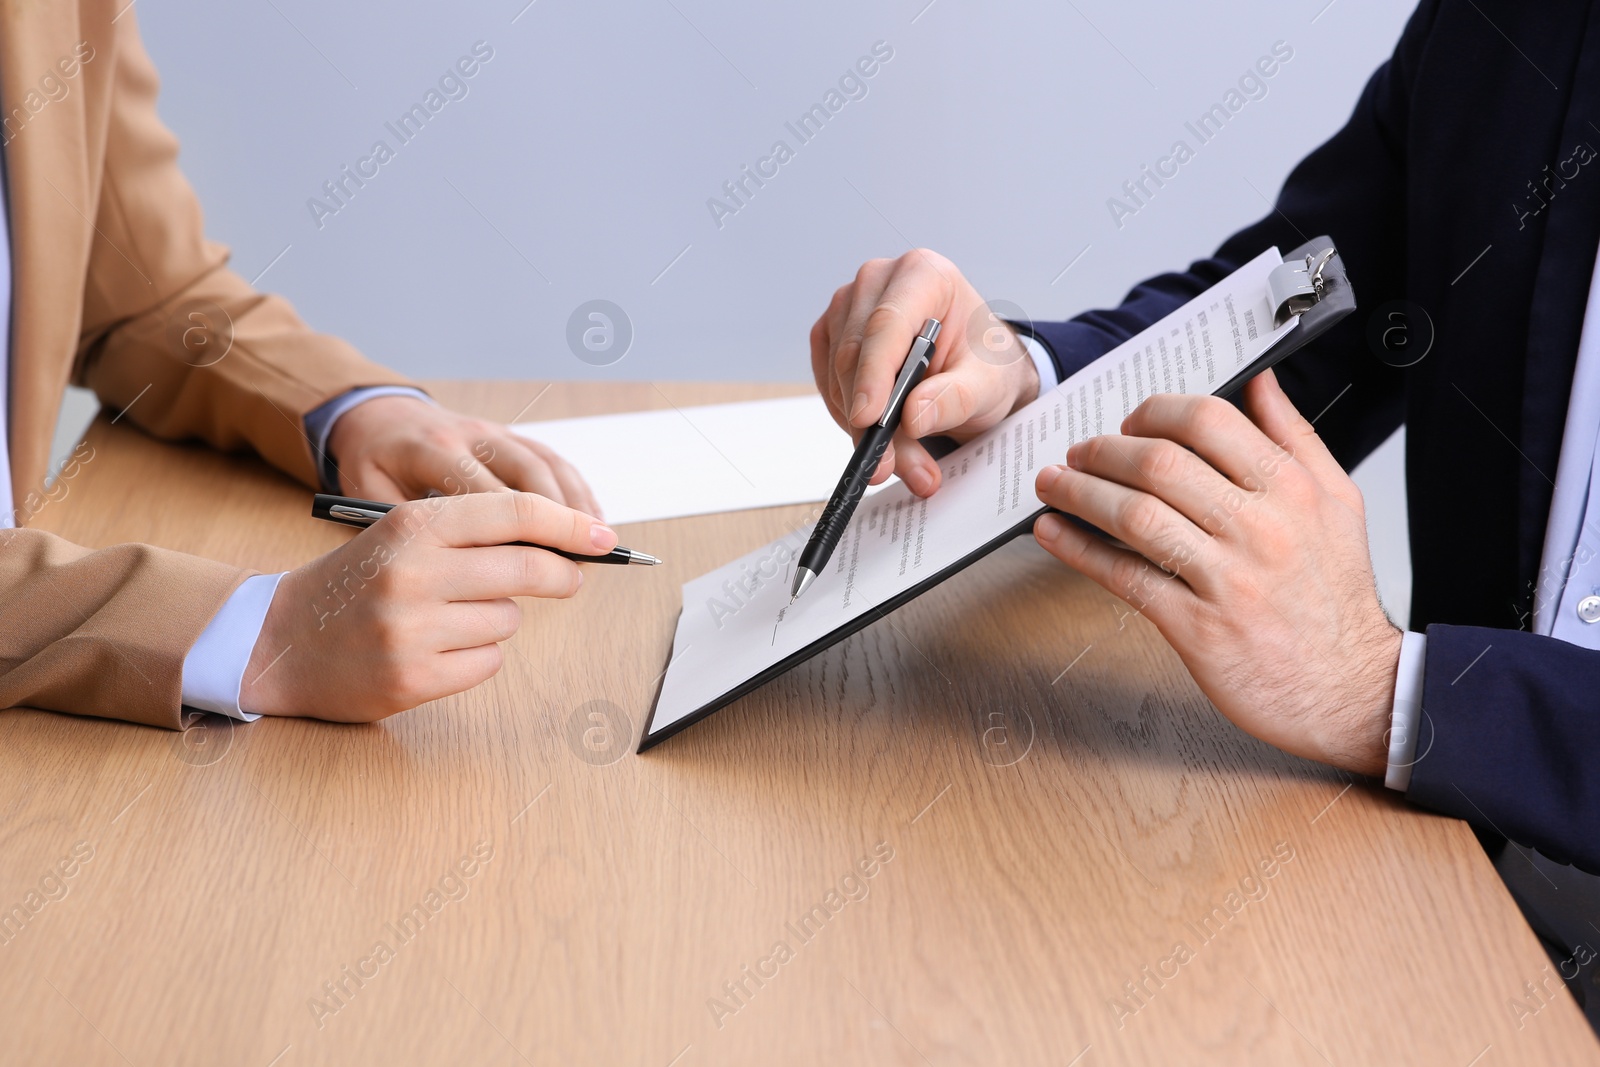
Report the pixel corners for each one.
[240,491,615,722]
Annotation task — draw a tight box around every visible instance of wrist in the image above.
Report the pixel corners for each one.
[1010,336,1042,411]
[239,568,307,717]
[1318,622,1403,776]
[326,395,434,473]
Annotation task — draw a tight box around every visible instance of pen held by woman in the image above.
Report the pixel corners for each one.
[311,494,662,565]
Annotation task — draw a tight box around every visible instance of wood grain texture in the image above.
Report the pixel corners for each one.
[3,380,1594,1066]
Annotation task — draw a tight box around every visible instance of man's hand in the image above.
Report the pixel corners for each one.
[239,492,615,722]
[1031,370,1401,775]
[811,250,1041,496]
[327,395,602,518]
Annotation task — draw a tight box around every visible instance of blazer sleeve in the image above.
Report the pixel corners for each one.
[1026,0,1443,473]
[0,527,251,729]
[1409,625,1600,874]
[71,13,421,489]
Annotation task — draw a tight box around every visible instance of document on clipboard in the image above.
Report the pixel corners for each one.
[640,240,1356,750]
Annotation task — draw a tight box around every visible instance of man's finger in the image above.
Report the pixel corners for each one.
[891,434,941,496]
[1033,512,1193,622]
[1122,393,1285,492]
[1034,464,1220,594]
[1065,434,1249,538]
[900,365,1011,440]
[871,441,897,485]
[811,306,846,427]
[833,260,897,421]
[813,284,856,424]
[397,492,615,555]
[1241,370,1352,499]
[849,251,953,429]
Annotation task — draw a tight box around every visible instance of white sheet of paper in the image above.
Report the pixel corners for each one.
[513,395,860,525]
[646,248,1298,743]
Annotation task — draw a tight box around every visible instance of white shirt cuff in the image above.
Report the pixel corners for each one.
[180,573,286,722]
[1019,333,1060,392]
[1384,630,1427,791]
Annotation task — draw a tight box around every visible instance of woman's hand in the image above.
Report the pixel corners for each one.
[327,395,603,518]
[240,492,615,721]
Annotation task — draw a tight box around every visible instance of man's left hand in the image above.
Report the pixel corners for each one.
[326,396,603,518]
[1031,370,1401,776]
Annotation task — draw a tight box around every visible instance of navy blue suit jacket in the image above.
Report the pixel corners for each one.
[1027,0,1600,871]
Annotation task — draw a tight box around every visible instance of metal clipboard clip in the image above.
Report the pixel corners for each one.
[1266,247,1336,326]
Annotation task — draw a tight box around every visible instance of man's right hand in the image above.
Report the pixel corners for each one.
[239,492,615,722]
[811,249,1042,496]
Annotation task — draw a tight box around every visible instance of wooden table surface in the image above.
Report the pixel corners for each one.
[3,380,1593,1066]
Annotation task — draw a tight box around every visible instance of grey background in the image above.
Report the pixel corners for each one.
[54,0,1416,619]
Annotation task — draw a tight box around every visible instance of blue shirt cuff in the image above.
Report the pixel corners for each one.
[180,573,286,722]
[304,386,435,492]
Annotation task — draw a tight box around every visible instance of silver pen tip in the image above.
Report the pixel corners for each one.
[630,551,663,566]
[789,567,816,602]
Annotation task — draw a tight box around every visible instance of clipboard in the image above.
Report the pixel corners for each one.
[638,238,1355,752]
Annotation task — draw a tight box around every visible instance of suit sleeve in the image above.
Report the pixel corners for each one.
[1027,2,1600,868]
[0,526,251,729]
[1027,0,1442,472]
[71,13,421,489]
[1409,626,1600,874]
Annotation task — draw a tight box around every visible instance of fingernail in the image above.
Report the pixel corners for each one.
[590,523,617,551]
[1066,446,1082,470]
[850,392,871,422]
[1036,513,1066,541]
[905,465,930,495]
[1038,465,1063,492]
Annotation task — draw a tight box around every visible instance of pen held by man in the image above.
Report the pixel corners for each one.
[792,317,941,602]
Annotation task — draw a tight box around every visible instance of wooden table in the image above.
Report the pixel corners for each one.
[3,381,1594,1066]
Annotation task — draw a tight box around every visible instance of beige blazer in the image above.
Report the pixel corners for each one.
[0,2,418,728]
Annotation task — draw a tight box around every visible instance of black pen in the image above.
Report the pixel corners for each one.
[791,317,941,602]
[310,494,662,565]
